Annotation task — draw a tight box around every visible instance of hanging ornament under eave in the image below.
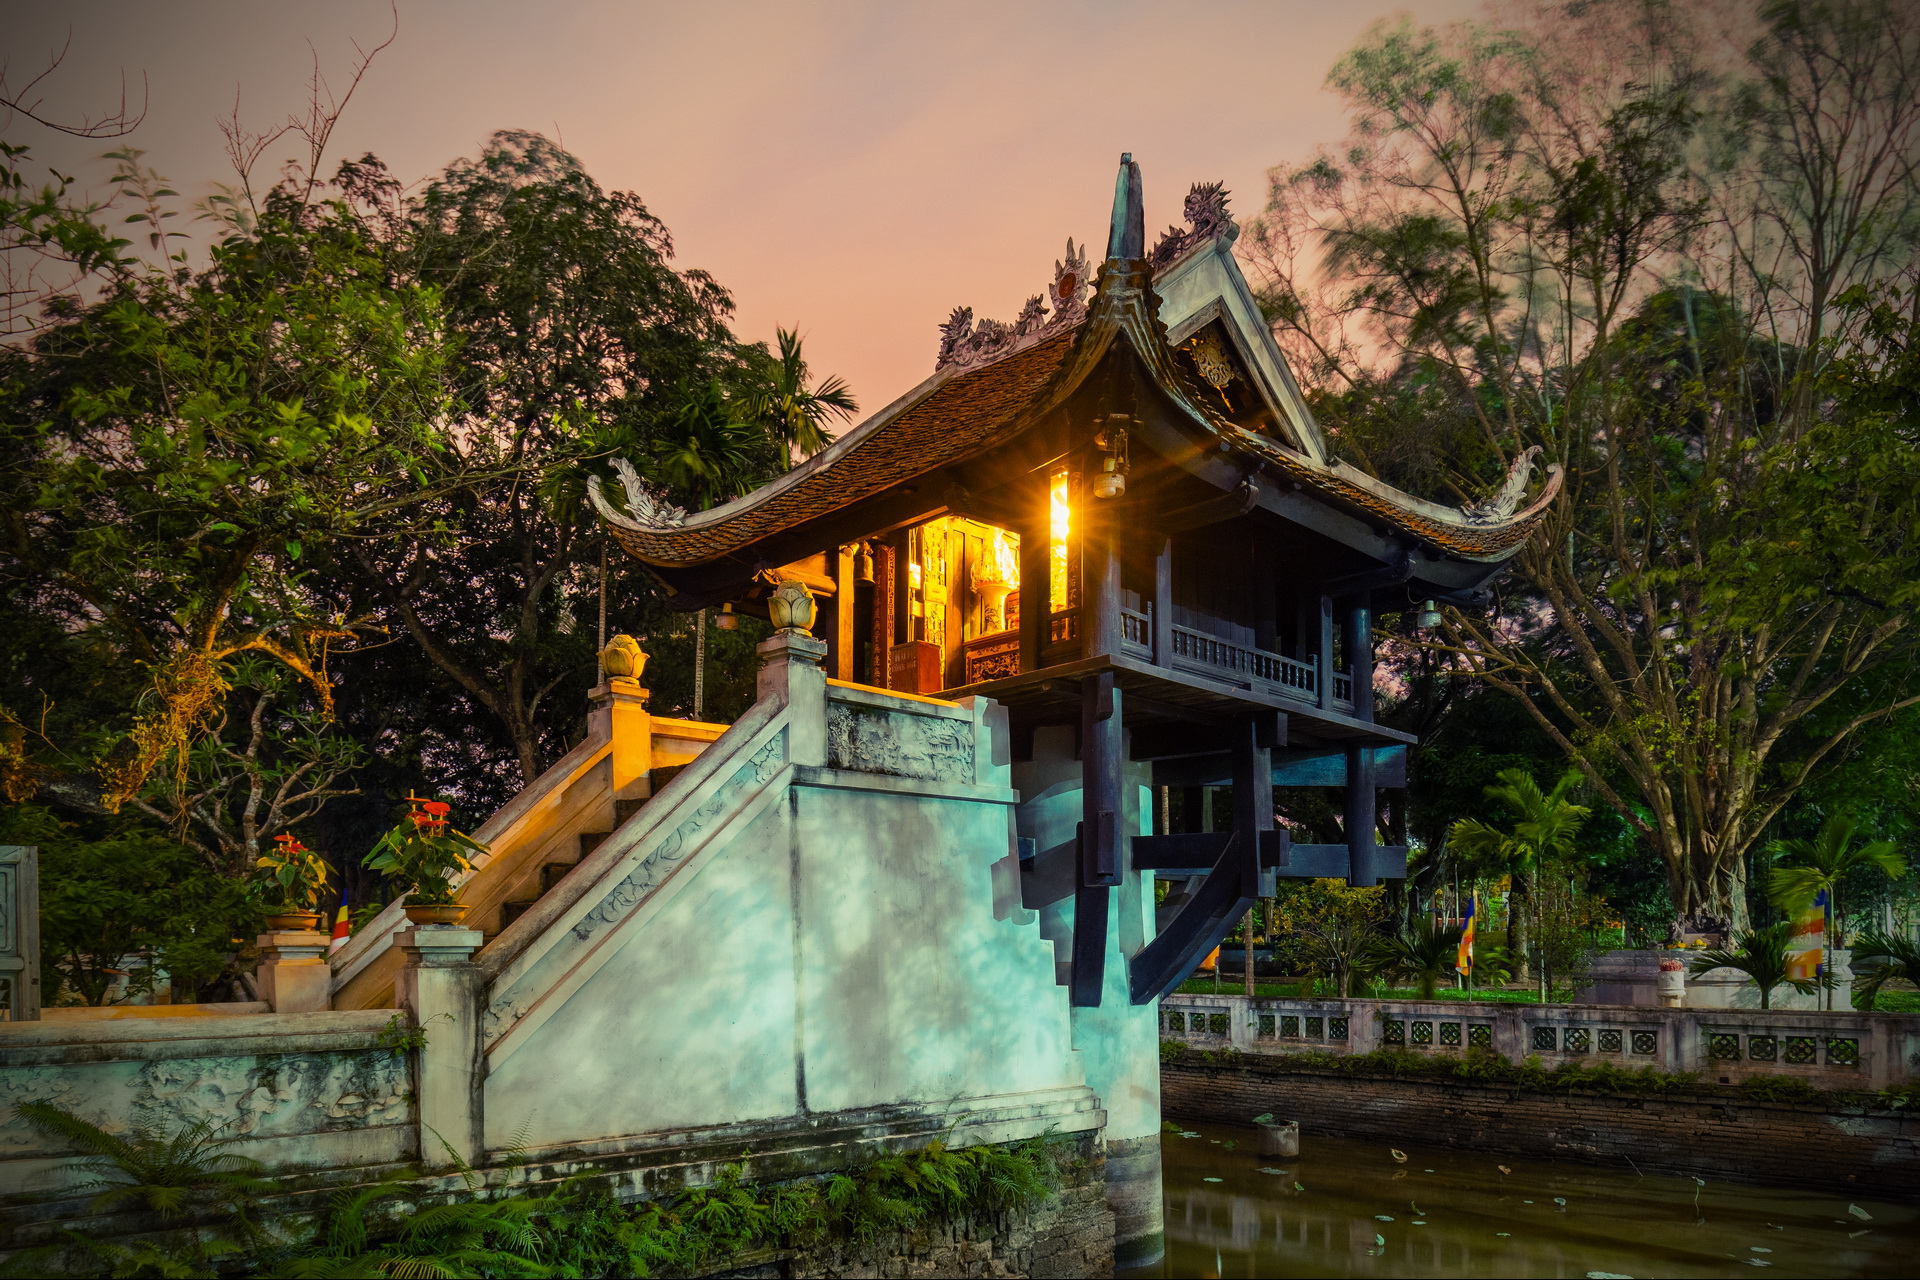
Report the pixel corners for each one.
[1092,414,1130,500]
[1416,600,1442,629]
[715,602,739,631]
[855,543,875,584]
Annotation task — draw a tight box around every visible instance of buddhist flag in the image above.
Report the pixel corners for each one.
[1786,891,1825,982]
[328,899,352,954]
[1456,893,1476,976]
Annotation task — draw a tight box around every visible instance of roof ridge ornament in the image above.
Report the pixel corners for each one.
[591,457,688,530]
[1461,445,1544,523]
[1149,182,1235,272]
[933,237,1091,372]
[1107,152,1145,260]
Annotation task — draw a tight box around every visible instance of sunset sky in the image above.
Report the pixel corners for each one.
[10,0,1478,417]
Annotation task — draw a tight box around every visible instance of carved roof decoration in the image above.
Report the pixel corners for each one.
[935,239,1092,372]
[1149,182,1234,272]
[593,157,1561,579]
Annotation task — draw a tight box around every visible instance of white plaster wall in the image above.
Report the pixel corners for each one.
[793,784,1080,1114]
[483,803,799,1150]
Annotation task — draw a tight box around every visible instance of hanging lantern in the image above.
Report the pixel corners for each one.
[1091,453,1126,500]
[714,602,739,631]
[1416,600,1442,630]
[855,542,876,584]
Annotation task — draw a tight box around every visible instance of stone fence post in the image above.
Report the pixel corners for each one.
[758,628,828,767]
[256,931,331,1013]
[397,926,485,1170]
[1492,1004,1527,1059]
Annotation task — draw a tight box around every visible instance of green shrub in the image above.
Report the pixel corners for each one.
[1739,1076,1822,1104]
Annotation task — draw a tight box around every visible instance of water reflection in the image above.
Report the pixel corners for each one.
[1126,1123,1914,1278]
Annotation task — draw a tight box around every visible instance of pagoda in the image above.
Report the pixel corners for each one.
[594,155,1558,1009]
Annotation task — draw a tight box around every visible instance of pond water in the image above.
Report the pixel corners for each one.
[1122,1122,1916,1278]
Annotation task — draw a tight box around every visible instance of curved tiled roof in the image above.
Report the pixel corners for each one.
[596,331,1077,567]
[596,260,1560,570]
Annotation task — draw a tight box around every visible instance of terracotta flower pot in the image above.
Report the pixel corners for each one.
[265,910,323,931]
[403,902,471,927]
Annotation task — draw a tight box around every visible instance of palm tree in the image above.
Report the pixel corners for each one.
[1850,932,1920,1010]
[1446,769,1590,984]
[1370,918,1465,999]
[657,378,770,720]
[750,328,858,458]
[1766,812,1906,949]
[1689,922,1816,1010]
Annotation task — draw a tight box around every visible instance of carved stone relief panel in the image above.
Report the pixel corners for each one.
[827,703,976,785]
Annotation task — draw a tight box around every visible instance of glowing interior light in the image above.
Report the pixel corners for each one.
[1049,469,1071,608]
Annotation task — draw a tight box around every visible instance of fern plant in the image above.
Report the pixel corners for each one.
[12,1102,270,1220]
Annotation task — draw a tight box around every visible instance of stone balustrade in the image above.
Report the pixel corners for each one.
[1159,993,1920,1091]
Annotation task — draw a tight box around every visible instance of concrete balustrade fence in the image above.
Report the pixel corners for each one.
[1160,994,1920,1092]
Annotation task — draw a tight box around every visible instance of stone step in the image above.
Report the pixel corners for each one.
[500,899,535,928]
[578,830,611,859]
[539,860,577,893]
[616,795,648,825]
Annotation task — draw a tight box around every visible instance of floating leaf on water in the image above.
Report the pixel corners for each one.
[1295,1183,1306,1191]
[1498,1165,1513,1175]
[1376,1215,1396,1222]
[1392,1170,1408,1180]
[1412,1220,1427,1225]
[1744,1261,1771,1269]
[1523,1200,1534,1204]
[1848,1204,1872,1221]
[1425,1168,1436,1173]
[1222,1140,1237,1150]
[1694,1177,1707,1187]
[1767,1224,1784,1230]
[1586,1272,1634,1279]
[1253,1112,1275,1124]
[1257,1167,1287,1175]
[1497,1232,1511,1238]
[1375,1233,1386,1246]
[1554,1197,1568,1206]
[1179,1130,1201,1138]
[1391,1148,1409,1163]
[1849,1230,1870,1239]
[1203,1177,1224,1183]
[1750,1247,1772,1254]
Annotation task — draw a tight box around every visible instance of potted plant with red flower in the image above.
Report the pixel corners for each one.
[255,834,332,930]
[364,795,487,926]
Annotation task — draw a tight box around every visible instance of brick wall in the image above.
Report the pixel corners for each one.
[1162,1054,1920,1198]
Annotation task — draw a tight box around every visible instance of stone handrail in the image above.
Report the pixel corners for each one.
[1160,992,1920,1091]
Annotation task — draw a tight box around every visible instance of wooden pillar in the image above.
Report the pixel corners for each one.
[1345,600,1374,723]
[1072,671,1122,1007]
[1083,475,1122,660]
[833,546,856,682]
[1345,743,1378,887]
[1153,534,1173,667]
[1231,716,1273,900]
[1019,493,1051,672]
[870,543,896,685]
[1317,594,1335,709]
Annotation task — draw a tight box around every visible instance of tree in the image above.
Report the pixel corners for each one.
[1271,878,1386,996]
[1,803,259,1005]
[1369,916,1463,998]
[0,183,473,812]
[1248,0,1920,930]
[1766,811,1906,946]
[1689,921,1815,1009]
[1447,768,1590,980]
[748,327,858,459]
[1851,931,1920,1010]
[343,133,792,783]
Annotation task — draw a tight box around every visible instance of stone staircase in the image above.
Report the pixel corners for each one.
[498,797,648,930]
